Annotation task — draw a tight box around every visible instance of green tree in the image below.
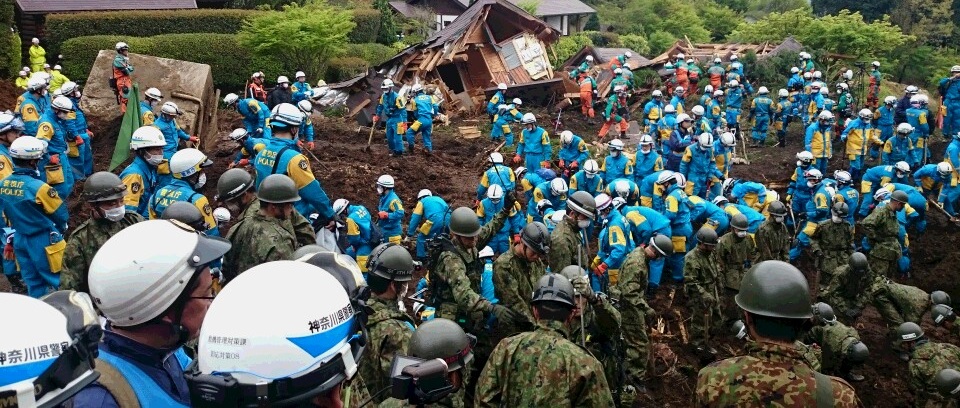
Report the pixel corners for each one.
[551,32,592,68]
[598,0,710,43]
[890,0,954,47]
[648,31,677,55]
[0,0,19,78]
[374,0,399,45]
[584,13,600,31]
[518,0,540,15]
[811,0,894,21]
[620,34,650,56]
[744,0,809,20]
[698,1,741,41]
[238,0,355,80]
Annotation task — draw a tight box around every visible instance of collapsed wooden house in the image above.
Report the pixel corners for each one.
[637,37,804,70]
[560,46,651,99]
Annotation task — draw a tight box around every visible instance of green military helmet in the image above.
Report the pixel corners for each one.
[730,213,749,231]
[891,190,909,203]
[217,168,255,202]
[849,252,868,272]
[931,290,952,306]
[449,207,481,237]
[831,201,849,218]
[367,243,414,282]
[767,200,787,216]
[409,318,475,371]
[520,222,550,255]
[936,369,960,398]
[811,302,836,324]
[567,190,596,219]
[896,321,924,343]
[649,234,674,257]
[557,265,586,282]
[257,174,301,204]
[731,319,748,339]
[932,304,957,326]
[531,273,575,307]
[161,201,206,231]
[696,227,719,246]
[82,171,127,202]
[845,341,869,364]
[292,244,326,260]
[735,261,812,319]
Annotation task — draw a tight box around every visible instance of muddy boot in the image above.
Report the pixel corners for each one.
[645,286,657,300]
[843,369,865,382]
[7,274,25,294]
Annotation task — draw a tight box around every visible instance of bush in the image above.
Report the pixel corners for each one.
[0,0,19,78]
[619,34,650,56]
[344,43,396,66]
[45,9,261,56]
[585,31,620,47]
[325,57,368,82]
[349,8,381,44]
[648,31,677,56]
[60,34,285,91]
[551,33,593,68]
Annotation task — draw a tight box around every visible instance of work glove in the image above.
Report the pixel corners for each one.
[378,211,389,220]
[513,234,521,244]
[305,141,315,150]
[502,191,517,211]
[489,304,519,327]
[3,234,13,261]
[513,154,522,164]
[235,158,250,168]
[297,140,304,148]
[74,136,84,146]
[86,130,94,139]
[372,115,380,123]
[49,154,60,166]
[541,161,551,169]
[558,159,566,168]
[571,275,596,302]
[593,262,608,277]
[188,136,199,143]
[570,161,579,169]
[255,128,264,134]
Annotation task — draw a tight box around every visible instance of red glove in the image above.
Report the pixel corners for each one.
[49,154,60,165]
[541,161,551,169]
[297,139,304,148]
[372,115,380,123]
[513,234,521,244]
[570,161,579,169]
[188,136,199,143]
[2,242,12,261]
[236,158,250,167]
[513,154,522,164]
[593,262,608,277]
[474,199,480,208]
[86,130,94,139]
[74,136,84,146]
[558,159,566,168]
[378,211,389,220]
[305,141,315,150]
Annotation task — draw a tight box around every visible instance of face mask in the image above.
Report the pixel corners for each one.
[641,146,651,153]
[491,198,501,205]
[56,111,68,120]
[735,230,748,238]
[831,215,844,224]
[282,83,289,89]
[195,173,207,189]
[145,154,164,167]
[377,186,384,195]
[586,172,596,179]
[103,206,126,222]
[611,151,620,157]
[773,215,785,223]
[578,219,592,229]
[807,181,816,188]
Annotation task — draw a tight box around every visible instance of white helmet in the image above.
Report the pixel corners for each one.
[229,128,249,141]
[625,51,632,58]
[758,87,769,94]
[297,100,313,113]
[560,130,574,145]
[714,57,722,64]
[721,178,737,193]
[859,109,873,119]
[115,41,129,51]
[0,113,24,134]
[895,161,911,175]
[213,207,231,223]
[674,172,687,188]
[918,94,929,104]
[417,189,432,199]
[9,136,45,159]
[687,59,694,64]
[799,52,808,59]
[614,68,623,75]
[797,151,814,164]
[145,87,163,101]
[730,54,739,61]
[550,178,568,196]
[295,71,306,79]
[608,138,625,151]
[169,148,212,179]
[594,193,612,211]
[411,83,423,93]
[873,188,891,201]
[818,110,834,120]
[778,89,789,97]
[639,134,654,147]
[720,131,736,147]
[791,67,800,74]
[333,198,349,216]
[819,87,829,95]
[714,90,724,97]
[833,170,852,185]
[585,55,594,62]
[381,79,394,89]
[837,83,849,90]
[704,85,714,93]
[691,105,705,116]
[223,92,239,106]
[712,196,728,206]
[652,90,663,97]
[664,104,676,114]
[161,101,182,116]
[498,83,507,90]
[623,62,631,70]
[810,82,821,90]
[614,180,631,198]
[271,103,304,127]
[897,123,914,134]
[536,199,554,215]
[676,53,685,59]
[803,72,812,79]
[277,75,290,84]
[937,162,953,176]
[584,159,599,175]
[130,126,167,150]
[675,86,684,94]
[17,70,24,76]
[728,79,739,87]
[487,184,504,200]
[514,166,527,178]
[676,113,691,123]
[0,292,101,408]
[906,85,919,93]
[804,168,823,182]
[376,174,395,188]
[697,132,713,148]
[489,152,504,164]
[656,170,676,185]
[813,71,823,79]
[884,95,897,104]
[872,61,881,68]
[51,96,74,112]
[90,220,231,326]
[479,246,495,258]
[910,95,921,104]
[512,98,522,106]
[194,262,362,402]
[953,66,960,73]
[521,112,536,124]
[611,196,627,210]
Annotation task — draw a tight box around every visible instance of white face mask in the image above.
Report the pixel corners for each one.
[195,173,207,189]
[282,83,289,89]
[586,172,596,179]
[736,230,748,238]
[145,153,164,166]
[831,215,844,224]
[578,219,592,229]
[103,206,126,222]
[807,181,816,188]
[377,186,384,195]
[611,150,621,157]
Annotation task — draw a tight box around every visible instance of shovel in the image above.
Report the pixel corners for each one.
[363,120,378,153]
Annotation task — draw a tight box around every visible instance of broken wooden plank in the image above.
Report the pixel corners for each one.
[346,98,371,118]
[458,126,482,139]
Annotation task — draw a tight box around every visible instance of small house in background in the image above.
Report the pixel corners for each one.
[388,0,468,32]
[505,0,596,36]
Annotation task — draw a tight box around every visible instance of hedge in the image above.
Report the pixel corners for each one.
[60,34,285,91]
[344,43,395,66]
[45,9,261,56]
[0,0,19,78]
[348,8,382,44]
[325,57,368,83]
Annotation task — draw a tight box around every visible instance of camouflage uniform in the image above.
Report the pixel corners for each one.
[549,217,588,273]
[684,246,723,349]
[753,218,790,262]
[493,248,546,335]
[909,341,960,408]
[872,279,930,330]
[713,232,757,322]
[696,341,858,407]
[795,340,823,371]
[61,212,143,292]
[569,293,622,402]
[808,219,854,289]
[361,296,416,404]
[228,199,316,246]
[223,207,299,280]
[474,319,615,407]
[804,321,862,374]
[859,204,901,279]
[342,375,373,408]
[610,246,655,387]
[820,265,873,323]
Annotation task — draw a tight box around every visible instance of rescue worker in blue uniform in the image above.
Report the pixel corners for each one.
[618,200,671,292]
[786,152,815,229]
[140,87,161,126]
[790,169,830,261]
[656,104,678,154]
[713,132,736,186]
[689,195,729,236]
[333,199,377,273]
[913,162,953,199]
[606,178,640,206]
[660,172,693,282]
[487,83,507,120]
[557,130,589,177]
[406,189,449,259]
[633,134,663,183]
[120,126,168,218]
[727,179,768,211]
[35,95,76,199]
[227,128,268,168]
[787,67,803,90]
[875,96,897,145]
[749,86,775,146]
[775,89,793,147]
[291,71,312,103]
[947,131,960,172]
[18,77,47,136]
[939,66,960,138]
[805,110,834,173]
[905,95,930,165]
[666,114,696,171]
[569,159,603,197]
[707,90,725,132]
[516,166,545,201]
[840,108,883,182]
[878,182,929,229]
[477,184,523,255]
[669,86,686,115]
[296,100,316,150]
[680,132,723,198]
[600,138,631,181]
[640,170,668,209]
[477,152,516,200]
[514,112,551,169]
[376,174,404,244]
[833,170,860,225]
[806,82,825,125]
[859,162,911,218]
[492,98,523,147]
[691,105,713,135]
[0,113,23,182]
[253,103,336,225]
[725,80,744,134]
[154,102,197,160]
[938,167,960,218]
[644,90,664,136]
[60,82,93,179]
[883,123,917,167]
[0,136,68,297]
[148,148,218,236]
[528,178,568,223]
[406,83,438,153]
[374,79,406,156]
[593,193,633,292]
[224,93,269,137]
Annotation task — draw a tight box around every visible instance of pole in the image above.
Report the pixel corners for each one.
[577,228,586,348]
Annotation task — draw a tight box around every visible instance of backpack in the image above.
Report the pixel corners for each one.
[368,219,383,245]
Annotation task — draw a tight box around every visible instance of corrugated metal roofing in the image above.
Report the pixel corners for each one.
[17,0,197,13]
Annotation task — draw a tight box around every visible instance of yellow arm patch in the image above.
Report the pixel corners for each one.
[157,160,171,176]
[0,156,11,180]
[667,196,679,212]
[122,173,144,208]
[286,154,316,189]
[413,202,425,216]
[390,199,403,212]
[142,112,155,126]
[533,188,546,202]
[346,217,360,237]
[36,122,55,141]
[247,100,261,113]
[20,104,37,122]
[476,202,486,218]
[35,184,63,215]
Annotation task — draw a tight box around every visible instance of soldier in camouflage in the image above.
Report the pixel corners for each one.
[713,213,758,323]
[696,261,859,407]
[899,322,960,407]
[548,191,596,273]
[222,174,302,280]
[493,221,550,335]
[860,189,906,279]
[611,234,672,392]
[754,200,790,262]
[359,242,417,403]
[684,227,723,360]
[809,202,854,290]
[936,368,960,402]
[475,273,615,407]
[61,172,144,292]
[872,279,941,333]
[803,302,869,382]
[819,252,873,323]
[216,168,316,248]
